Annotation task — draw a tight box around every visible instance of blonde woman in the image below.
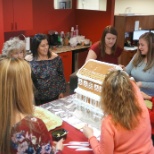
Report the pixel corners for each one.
[0,57,63,154]
[2,37,26,59]
[83,70,154,154]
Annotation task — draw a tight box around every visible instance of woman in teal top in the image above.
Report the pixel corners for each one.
[125,32,154,96]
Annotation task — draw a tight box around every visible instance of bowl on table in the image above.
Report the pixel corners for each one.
[52,128,68,141]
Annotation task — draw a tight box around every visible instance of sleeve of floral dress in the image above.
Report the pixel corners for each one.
[36,118,63,154]
[57,56,66,93]
[34,118,56,154]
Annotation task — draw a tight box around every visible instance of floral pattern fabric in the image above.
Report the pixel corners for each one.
[11,116,62,154]
[30,56,66,103]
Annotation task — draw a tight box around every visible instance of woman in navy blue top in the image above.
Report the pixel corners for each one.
[30,34,66,105]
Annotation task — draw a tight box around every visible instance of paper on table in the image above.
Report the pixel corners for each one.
[67,146,89,149]
[76,148,92,151]
[34,106,63,131]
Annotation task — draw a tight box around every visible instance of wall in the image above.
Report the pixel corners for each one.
[74,0,115,43]
[115,0,154,15]
[0,0,4,52]
[26,0,115,43]
[1,0,115,52]
[25,0,76,36]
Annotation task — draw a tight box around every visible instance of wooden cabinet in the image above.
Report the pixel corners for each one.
[58,51,72,83]
[3,0,33,32]
[114,15,154,49]
[119,50,136,66]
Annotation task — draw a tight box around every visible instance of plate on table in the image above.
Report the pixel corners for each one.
[34,106,63,131]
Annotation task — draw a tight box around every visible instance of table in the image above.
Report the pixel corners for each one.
[52,121,93,154]
[40,94,100,154]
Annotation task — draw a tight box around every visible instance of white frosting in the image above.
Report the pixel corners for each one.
[83,80,88,87]
[78,78,83,85]
[75,87,101,101]
[88,82,93,90]
[78,78,102,93]
[73,98,103,116]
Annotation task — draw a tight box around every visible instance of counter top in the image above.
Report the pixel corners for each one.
[51,45,90,54]
[124,46,138,51]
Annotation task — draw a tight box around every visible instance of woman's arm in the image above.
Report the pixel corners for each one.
[57,56,66,94]
[124,54,136,75]
[85,49,97,62]
[140,81,154,91]
[83,118,114,154]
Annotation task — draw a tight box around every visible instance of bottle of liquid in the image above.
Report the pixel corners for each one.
[60,31,65,46]
[75,25,79,36]
[64,32,70,46]
[71,27,74,38]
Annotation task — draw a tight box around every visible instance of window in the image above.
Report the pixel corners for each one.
[77,0,107,11]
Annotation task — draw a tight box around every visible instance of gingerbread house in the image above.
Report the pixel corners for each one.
[75,59,122,108]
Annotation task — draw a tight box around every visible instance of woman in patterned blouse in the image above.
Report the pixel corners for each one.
[0,57,63,154]
[30,34,66,105]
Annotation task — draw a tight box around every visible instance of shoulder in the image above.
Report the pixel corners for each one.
[51,52,58,58]
[26,116,46,126]
[91,41,100,48]
[90,41,101,54]
[49,52,62,61]
[102,115,117,134]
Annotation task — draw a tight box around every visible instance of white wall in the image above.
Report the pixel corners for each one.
[115,0,154,15]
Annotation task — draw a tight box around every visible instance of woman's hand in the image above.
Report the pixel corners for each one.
[53,138,64,152]
[141,91,152,100]
[58,93,64,99]
[82,124,94,139]
[136,81,142,88]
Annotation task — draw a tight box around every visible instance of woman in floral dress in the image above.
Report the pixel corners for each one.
[0,57,63,154]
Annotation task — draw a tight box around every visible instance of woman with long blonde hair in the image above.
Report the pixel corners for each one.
[0,57,63,154]
[83,70,154,154]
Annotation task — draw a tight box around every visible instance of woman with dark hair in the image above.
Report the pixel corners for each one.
[85,25,123,64]
[30,33,66,105]
[0,57,63,154]
[83,70,154,154]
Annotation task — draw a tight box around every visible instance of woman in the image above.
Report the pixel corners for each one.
[83,70,154,154]
[70,25,123,94]
[30,33,66,105]
[85,25,123,64]
[125,32,154,144]
[2,37,26,59]
[125,32,154,96]
[0,57,63,154]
